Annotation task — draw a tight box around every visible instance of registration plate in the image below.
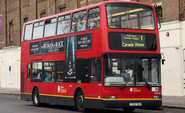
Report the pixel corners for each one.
[129,102,142,106]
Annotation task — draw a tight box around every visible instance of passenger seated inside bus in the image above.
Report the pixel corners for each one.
[45,73,52,82]
[58,73,63,81]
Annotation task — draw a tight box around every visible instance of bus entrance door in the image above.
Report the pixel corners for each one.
[25,62,31,93]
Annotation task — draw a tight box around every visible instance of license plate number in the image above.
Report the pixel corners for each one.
[129,102,142,106]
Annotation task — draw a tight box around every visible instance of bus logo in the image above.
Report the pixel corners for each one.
[130,87,133,92]
[130,87,141,92]
[58,85,67,93]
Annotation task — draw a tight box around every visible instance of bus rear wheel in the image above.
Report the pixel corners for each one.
[75,90,86,112]
[123,108,135,113]
[33,88,41,107]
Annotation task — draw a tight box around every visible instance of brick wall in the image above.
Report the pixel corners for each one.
[179,0,185,21]
[0,0,7,49]
[135,0,180,22]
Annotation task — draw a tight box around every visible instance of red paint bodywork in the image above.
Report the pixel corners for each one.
[21,1,161,107]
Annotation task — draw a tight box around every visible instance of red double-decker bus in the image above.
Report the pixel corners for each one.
[21,1,162,112]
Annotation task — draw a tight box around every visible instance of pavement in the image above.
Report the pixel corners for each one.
[0,87,185,109]
[0,87,20,96]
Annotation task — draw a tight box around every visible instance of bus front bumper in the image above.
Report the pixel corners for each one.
[85,99,162,109]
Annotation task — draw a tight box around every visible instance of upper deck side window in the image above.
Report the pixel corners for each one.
[33,21,44,40]
[24,6,101,42]
[24,24,33,41]
[57,14,71,35]
[71,10,87,33]
[44,18,57,38]
[87,7,100,30]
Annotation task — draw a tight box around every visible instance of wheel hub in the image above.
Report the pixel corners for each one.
[34,93,38,104]
[78,94,84,107]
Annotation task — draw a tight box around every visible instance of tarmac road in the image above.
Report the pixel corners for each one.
[0,94,185,113]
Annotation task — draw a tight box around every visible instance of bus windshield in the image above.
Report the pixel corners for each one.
[103,54,161,87]
[106,3,155,30]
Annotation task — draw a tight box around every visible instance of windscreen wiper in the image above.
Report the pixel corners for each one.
[120,76,134,89]
[120,80,130,89]
[143,77,151,90]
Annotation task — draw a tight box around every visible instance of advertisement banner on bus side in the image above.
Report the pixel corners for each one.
[30,38,65,55]
[65,36,76,79]
[30,33,92,55]
[77,33,92,50]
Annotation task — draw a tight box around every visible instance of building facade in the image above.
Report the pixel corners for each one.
[0,0,185,96]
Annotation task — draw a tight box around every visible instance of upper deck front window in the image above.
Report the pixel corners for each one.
[106,3,155,30]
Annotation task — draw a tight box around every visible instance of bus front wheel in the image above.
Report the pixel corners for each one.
[33,88,41,107]
[75,90,86,112]
[123,108,135,113]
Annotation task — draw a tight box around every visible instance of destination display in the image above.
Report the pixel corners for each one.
[121,34,146,48]
[108,32,157,51]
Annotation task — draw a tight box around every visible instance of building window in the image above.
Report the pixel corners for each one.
[24,17,28,23]
[40,12,46,18]
[60,7,66,13]
[9,21,14,44]
[59,4,66,13]
[78,0,94,8]
[156,6,162,23]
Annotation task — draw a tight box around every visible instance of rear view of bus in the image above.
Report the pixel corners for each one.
[102,1,161,112]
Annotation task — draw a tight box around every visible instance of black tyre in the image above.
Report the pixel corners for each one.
[33,88,41,107]
[123,108,135,113]
[75,90,86,112]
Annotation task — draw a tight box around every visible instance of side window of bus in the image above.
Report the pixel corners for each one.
[24,24,33,41]
[33,21,44,40]
[44,18,57,37]
[43,61,55,82]
[56,61,64,82]
[90,58,101,83]
[71,10,87,33]
[31,62,42,80]
[27,64,30,79]
[57,14,71,35]
[87,7,100,30]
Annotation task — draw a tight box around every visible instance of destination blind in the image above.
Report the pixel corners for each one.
[121,34,146,48]
[108,32,157,51]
